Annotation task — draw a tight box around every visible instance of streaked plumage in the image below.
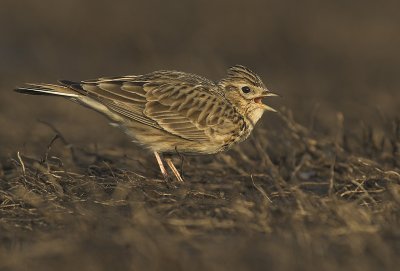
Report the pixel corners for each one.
[15,65,277,181]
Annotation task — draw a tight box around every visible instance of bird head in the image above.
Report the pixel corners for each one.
[218,65,278,124]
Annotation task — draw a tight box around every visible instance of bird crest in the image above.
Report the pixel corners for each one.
[220,65,265,88]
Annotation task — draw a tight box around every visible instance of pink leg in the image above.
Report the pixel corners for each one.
[154,152,168,178]
[165,158,184,182]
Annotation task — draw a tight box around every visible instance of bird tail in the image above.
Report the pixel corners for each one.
[14,83,79,98]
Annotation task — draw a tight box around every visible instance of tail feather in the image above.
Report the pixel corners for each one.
[14,83,80,98]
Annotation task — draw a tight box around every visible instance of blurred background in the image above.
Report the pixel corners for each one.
[1,0,399,156]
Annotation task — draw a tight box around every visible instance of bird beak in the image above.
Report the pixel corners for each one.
[260,103,277,112]
[254,92,278,112]
[265,92,279,97]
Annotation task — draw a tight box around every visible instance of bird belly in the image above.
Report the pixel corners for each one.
[121,122,222,154]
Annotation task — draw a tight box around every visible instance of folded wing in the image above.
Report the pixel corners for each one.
[60,72,240,143]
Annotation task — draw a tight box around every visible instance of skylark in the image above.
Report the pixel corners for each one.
[15,65,277,182]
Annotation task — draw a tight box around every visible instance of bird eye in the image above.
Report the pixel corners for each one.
[241,86,251,94]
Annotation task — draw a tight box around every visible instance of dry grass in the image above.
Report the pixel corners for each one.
[1,109,399,271]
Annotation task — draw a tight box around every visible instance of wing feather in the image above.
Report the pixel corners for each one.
[60,71,238,142]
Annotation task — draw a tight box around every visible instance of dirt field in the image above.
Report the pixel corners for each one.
[1,1,399,270]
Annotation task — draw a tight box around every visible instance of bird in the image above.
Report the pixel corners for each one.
[15,65,278,182]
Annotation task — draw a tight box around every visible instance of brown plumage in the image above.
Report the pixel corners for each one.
[15,65,277,181]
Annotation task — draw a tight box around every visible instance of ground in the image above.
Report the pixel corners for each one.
[1,1,400,270]
[1,109,399,270]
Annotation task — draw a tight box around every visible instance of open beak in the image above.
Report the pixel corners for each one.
[253,92,279,112]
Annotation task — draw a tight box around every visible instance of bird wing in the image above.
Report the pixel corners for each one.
[60,78,162,130]
[60,71,239,142]
[143,81,236,141]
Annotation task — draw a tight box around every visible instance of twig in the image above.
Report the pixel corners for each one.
[328,155,336,197]
[38,120,78,163]
[17,151,26,175]
[252,136,287,198]
[251,175,272,203]
[42,134,60,166]
[175,146,185,178]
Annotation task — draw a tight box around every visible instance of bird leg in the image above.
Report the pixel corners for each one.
[153,151,168,179]
[175,146,185,179]
[165,158,184,182]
